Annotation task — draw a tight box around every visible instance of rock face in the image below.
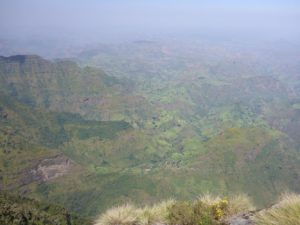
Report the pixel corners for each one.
[21,154,73,185]
[32,154,73,181]
[225,211,257,225]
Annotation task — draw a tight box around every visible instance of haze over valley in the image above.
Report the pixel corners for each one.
[0,1,300,225]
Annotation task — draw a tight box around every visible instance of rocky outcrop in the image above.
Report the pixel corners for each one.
[225,211,257,225]
[21,154,73,186]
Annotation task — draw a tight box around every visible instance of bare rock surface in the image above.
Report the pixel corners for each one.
[21,154,73,185]
[225,211,258,225]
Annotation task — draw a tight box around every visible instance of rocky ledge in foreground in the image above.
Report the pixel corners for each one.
[225,211,258,225]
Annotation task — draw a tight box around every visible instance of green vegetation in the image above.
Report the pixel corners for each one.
[0,192,92,225]
[1,40,300,219]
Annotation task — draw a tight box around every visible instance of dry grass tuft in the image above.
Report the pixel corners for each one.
[95,200,175,225]
[94,194,257,225]
[254,193,300,225]
[226,194,255,217]
[95,204,140,225]
[197,193,222,206]
[140,199,175,225]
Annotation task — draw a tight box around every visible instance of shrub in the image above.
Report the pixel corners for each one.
[197,194,228,220]
[194,201,221,225]
[254,193,300,225]
[167,201,195,225]
[167,200,218,225]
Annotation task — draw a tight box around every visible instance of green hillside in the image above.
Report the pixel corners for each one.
[1,42,300,219]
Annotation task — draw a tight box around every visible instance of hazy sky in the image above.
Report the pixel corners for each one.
[1,0,300,42]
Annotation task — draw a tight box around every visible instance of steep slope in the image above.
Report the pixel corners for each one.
[0,91,133,216]
[0,95,130,196]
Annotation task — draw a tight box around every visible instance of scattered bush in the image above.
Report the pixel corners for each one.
[254,193,300,225]
[197,194,228,220]
[167,201,196,225]
[167,200,217,225]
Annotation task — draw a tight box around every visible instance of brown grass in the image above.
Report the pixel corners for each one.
[94,204,140,225]
[140,199,175,225]
[94,194,256,225]
[254,193,300,225]
[226,194,255,217]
